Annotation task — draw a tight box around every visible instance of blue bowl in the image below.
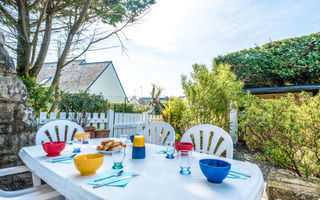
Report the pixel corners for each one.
[130,135,135,143]
[199,159,231,183]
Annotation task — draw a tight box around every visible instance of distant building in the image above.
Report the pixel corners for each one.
[138,96,169,106]
[129,96,139,105]
[37,59,127,103]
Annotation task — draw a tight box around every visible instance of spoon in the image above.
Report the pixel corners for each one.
[94,170,124,182]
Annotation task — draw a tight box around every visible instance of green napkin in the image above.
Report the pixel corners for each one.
[88,171,136,187]
[46,156,74,164]
[156,149,167,154]
[227,168,248,180]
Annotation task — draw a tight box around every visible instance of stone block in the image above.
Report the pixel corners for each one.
[267,171,320,200]
[0,75,27,102]
[0,32,16,75]
[0,103,14,122]
[13,103,37,133]
[0,134,19,154]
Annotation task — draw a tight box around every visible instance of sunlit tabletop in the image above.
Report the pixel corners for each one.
[19,138,264,200]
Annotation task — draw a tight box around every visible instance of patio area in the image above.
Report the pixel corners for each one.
[1,1,320,199]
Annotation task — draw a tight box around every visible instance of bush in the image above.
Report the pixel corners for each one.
[57,91,148,114]
[181,63,243,131]
[163,97,191,139]
[19,74,55,114]
[110,103,149,113]
[214,32,320,88]
[239,92,320,178]
[57,91,109,113]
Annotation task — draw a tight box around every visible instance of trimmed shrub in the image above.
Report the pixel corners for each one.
[214,32,320,88]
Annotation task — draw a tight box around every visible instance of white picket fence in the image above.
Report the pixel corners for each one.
[37,110,163,138]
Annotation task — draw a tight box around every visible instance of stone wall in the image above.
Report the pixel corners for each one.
[267,171,320,200]
[0,31,37,190]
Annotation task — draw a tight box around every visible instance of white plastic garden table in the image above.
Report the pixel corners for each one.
[19,138,264,200]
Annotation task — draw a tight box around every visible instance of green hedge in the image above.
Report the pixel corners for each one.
[57,91,148,114]
[214,32,320,88]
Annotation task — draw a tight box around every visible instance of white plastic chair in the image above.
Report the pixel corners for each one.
[35,119,84,145]
[143,122,175,145]
[0,166,59,200]
[181,124,233,159]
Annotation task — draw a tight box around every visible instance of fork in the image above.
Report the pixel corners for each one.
[93,170,124,182]
[51,154,77,163]
[93,174,139,189]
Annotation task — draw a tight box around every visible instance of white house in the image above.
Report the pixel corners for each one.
[37,59,127,103]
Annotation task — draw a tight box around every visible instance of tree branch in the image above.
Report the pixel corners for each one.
[30,0,50,66]
[0,3,18,27]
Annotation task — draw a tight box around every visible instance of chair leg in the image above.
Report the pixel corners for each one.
[31,173,41,187]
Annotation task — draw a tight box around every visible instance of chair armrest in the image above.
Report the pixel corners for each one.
[0,165,29,177]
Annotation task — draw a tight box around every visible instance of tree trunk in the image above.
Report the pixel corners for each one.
[49,0,92,112]
[29,5,53,78]
[16,0,31,76]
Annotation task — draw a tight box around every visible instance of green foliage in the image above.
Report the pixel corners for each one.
[239,93,320,178]
[93,0,155,25]
[110,103,149,113]
[19,74,55,114]
[214,32,320,88]
[181,63,243,131]
[163,97,191,139]
[57,91,109,113]
[57,91,148,114]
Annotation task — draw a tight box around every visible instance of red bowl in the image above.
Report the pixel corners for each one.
[175,142,193,152]
[42,141,66,157]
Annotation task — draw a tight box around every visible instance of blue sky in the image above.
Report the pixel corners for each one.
[83,0,320,98]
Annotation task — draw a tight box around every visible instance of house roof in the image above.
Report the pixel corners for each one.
[37,60,112,93]
[244,84,320,94]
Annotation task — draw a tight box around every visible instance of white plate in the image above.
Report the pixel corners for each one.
[97,150,112,155]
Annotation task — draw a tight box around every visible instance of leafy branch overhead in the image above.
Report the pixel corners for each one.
[0,0,155,87]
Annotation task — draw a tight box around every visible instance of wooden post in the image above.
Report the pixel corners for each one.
[229,101,238,146]
[107,110,114,137]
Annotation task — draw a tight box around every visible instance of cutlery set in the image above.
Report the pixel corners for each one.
[50,154,77,163]
[93,174,139,189]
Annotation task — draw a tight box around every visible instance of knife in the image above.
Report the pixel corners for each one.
[93,174,139,189]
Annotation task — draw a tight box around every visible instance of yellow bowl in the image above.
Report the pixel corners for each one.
[74,154,104,176]
[75,133,89,141]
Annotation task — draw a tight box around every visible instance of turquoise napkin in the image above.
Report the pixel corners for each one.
[46,156,74,164]
[227,168,248,180]
[156,149,167,154]
[156,149,178,154]
[88,171,136,187]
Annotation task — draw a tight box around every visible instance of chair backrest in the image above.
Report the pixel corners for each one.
[35,120,84,145]
[180,124,233,159]
[143,122,175,145]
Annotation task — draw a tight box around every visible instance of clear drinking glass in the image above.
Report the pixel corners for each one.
[112,147,125,169]
[165,142,175,159]
[178,150,192,175]
[72,137,83,153]
[120,133,129,144]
